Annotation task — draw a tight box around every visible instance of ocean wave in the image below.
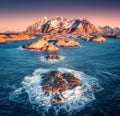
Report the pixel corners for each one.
[9,67,102,115]
[17,46,24,51]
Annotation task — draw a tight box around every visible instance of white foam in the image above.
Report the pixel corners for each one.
[10,68,102,115]
[40,55,65,63]
[17,46,41,52]
[17,46,24,51]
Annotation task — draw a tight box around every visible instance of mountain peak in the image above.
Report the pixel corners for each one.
[26,16,119,35]
[38,16,48,23]
[42,16,48,21]
[26,16,98,34]
[52,16,67,21]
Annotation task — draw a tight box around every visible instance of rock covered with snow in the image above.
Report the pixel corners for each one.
[26,16,48,34]
[26,16,98,35]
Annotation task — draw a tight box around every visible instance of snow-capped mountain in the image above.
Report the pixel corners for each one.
[26,16,48,34]
[26,16,120,35]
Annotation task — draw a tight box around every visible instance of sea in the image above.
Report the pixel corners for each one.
[0,35,120,116]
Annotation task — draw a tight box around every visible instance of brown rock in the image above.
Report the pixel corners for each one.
[23,38,59,52]
[92,36,106,42]
[55,39,65,46]
[55,39,80,48]
[49,29,58,34]
[0,34,7,38]
[46,54,60,60]
[0,34,8,43]
[46,44,59,52]
[63,73,81,89]
[41,71,81,105]
[0,34,36,44]
[41,35,56,42]
[63,40,79,48]
[23,39,48,50]
[69,34,79,38]
[54,34,64,39]
[69,19,97,34]
[51,95,63,105]
[116,34,120,38]
[9,34,36,41]
[60,29,68,34]
[80,34,92,41]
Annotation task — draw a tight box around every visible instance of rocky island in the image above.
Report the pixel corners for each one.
[41,71,81,104]
[0,33,36,44]
[46,54,60,60]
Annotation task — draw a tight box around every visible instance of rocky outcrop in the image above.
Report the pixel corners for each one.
[0,34,35,43]
[23,34,81,53]
[23,39,48,50]
[69,19,97,34]
[46,45,59,52]
[116,34,120,38]
[23,37,59,52]
[41,35,56,42]
[0,34,9,43]
[41,71,81,104]
[8,34,36,41]
[55,39,80,48]
[92,36,106,42]
[80,34,93,41]
[46,54,60,60]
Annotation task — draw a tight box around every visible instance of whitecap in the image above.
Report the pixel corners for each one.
[10,67,102,115]
[17,46,24,51]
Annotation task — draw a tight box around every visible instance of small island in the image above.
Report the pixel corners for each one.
[41,71,81,105]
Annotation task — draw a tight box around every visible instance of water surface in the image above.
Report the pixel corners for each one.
[0,37,120,116]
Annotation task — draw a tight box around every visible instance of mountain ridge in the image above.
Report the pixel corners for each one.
[26,16,120,35]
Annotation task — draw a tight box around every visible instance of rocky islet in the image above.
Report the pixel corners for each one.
[0,33,36,44]
[41,71,81,104]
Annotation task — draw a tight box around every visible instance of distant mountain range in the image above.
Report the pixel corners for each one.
[26,16,120,36]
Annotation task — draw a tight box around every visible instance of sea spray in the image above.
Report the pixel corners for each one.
[17,46,24,51]
[10,67,103,115]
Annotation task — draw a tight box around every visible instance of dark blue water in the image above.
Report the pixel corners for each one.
[0,37,120,116]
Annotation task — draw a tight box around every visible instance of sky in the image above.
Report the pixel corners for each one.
[0,0,120,32]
